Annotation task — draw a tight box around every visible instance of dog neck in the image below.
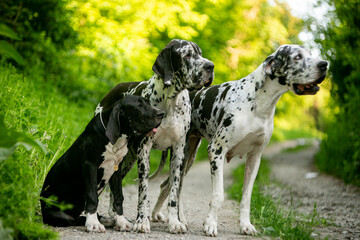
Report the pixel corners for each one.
[252,64,289,118]
[148,74,188,109]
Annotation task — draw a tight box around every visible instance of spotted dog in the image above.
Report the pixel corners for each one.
[40,95,164,232]
[96,39,214,233]
[152,45,328,236]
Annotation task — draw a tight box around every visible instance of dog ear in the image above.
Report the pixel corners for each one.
[262,54,275,76]
[105,105,122,145]
[152,40,182,86]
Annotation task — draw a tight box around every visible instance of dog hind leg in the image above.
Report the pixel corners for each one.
[152,177,170,223]
[41,206,77,227]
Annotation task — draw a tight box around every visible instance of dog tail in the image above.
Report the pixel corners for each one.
[149,150,168,180]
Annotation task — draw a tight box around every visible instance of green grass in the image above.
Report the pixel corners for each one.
[0,63,96,239]
[227,159,328,239]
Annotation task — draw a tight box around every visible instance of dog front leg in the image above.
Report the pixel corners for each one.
[239,152,261,235]
[133,139,152,233]
[152,134,201,226]
[83,161,106,233]
[167,143,187,234]
[109,169,133,232]
[203,143,224,237]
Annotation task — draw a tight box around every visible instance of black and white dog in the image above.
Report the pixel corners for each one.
[40,95,164,232]
[96,39,214,233]
[152,45,328,236]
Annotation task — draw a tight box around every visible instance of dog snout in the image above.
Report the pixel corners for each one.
[317,61,328,71]
[156,110,166,119]
[204,61,215,72]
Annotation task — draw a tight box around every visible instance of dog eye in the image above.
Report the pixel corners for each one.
[294,54,302,60]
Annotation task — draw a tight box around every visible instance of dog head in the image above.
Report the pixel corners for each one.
[152,39,214,90]
[106,95,165,144]
[263,44,328,95]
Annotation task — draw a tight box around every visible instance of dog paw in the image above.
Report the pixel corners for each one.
[179,212,188,229]
[239,220,256,235]
[133,217,150,233]
[168,217,187,234]
[151,211,168,223]
[203,217,218,237]
[85,213,106,233]
[85,220,106,233]
[115,215,132,232]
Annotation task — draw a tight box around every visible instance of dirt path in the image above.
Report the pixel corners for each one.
[56,140,360,239]
[263,140,360,240]
[57,155,255,239]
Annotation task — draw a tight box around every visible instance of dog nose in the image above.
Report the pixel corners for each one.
[157,110,165,118]
[317,61,328,71]
[204,61,215,72]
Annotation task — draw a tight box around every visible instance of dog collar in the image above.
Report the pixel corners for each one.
[100,110,107,131]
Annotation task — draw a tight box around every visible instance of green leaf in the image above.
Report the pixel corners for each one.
[0,40,25,65]
[0,23,21,40]
[0,117,47,161]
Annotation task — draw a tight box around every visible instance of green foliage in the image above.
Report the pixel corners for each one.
[315,90,360,186]
[0,220,13,240]
[228,160,325,239]
[64,0,301,85]
[0,23,21,40]
[0,23,24,65]
[0,115,47,161]
[309,0,360,186]
[0,62,94,239]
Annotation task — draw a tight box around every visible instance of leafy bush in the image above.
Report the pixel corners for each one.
[309,0,360,186]
[0,62,94,239]
[315,90,360,185]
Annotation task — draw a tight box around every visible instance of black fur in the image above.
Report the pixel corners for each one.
[40,95,164,227]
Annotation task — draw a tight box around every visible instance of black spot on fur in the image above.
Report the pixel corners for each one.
[213,106,218,115]
[202,86,219,120]
[220,85,231,101]
[97,180,106,191]
[223,116,232,127]
[215,147,222,155]
[217,108,225,126]
[278,76,287,85]
[200,121,206,130]
[292,70,299,76]
[170,200,177,207]
[210,161,218,174]
[191,90,202,109]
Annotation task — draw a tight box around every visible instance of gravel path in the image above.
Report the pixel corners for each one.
[263,140,360,240]
[56,140,360,239]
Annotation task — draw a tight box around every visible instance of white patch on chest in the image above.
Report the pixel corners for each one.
[152,91,191,151]
[98,135,128,193]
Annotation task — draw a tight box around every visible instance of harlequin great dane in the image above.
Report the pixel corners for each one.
[96,39,214,233]
[41,95,164,232]
[152,44,328,236]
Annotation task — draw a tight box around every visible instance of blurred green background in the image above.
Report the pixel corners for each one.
[0,0,359,239]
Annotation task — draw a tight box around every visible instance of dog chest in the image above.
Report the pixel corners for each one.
[98,136,128,193]
[152,123,186,150]
[152,91,191,151]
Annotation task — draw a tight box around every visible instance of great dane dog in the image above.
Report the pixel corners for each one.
[152,45,328,236]
[96,39,214,233]
[41,95,164,232]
